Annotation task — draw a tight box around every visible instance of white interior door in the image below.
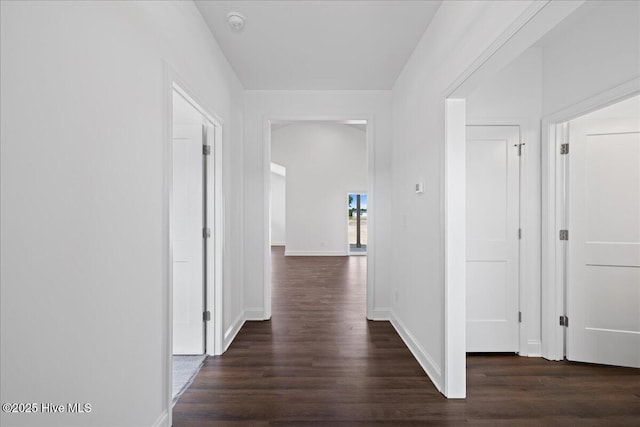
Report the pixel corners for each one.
[173,123,204,355]
[566,114,640,368]
[466,125,520,352]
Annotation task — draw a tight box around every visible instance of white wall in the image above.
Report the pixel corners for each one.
[466,48,543,356]
[243,90,392,319]
[0,2,243,426]
[541,0,640,117]
[272,123,366,255]
[270,165,286,246]
[390,0,540,394]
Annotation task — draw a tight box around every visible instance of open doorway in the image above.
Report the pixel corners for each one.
[169,84,224,408]
[265,118,372,318]
[348,193,367,255]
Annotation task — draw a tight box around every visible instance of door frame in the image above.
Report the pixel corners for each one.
[442,0,586,398]
[164,66,224,423]
[262,116,375,320]
[540,78,640,361]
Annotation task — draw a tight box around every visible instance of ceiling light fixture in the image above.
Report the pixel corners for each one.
[227,12,246,31]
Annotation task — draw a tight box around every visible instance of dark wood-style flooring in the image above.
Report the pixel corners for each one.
[173,247,640,426]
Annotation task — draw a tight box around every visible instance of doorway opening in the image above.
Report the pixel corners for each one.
[169,83,224,412]
[348,193,367,255]
[265,118,374,319]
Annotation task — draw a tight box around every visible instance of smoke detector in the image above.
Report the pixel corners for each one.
[227,12,246,31]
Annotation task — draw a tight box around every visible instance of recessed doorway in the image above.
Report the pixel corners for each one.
[169,83,224,410]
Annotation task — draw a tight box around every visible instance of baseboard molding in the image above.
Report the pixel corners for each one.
[152,410,169,427]
[244,308,266,321]
[368,308,391,321]
[223,311,246,352]
[271,243,285,247]
[285,250,347,257]
[527,340,542,357]
[390,311,443,393]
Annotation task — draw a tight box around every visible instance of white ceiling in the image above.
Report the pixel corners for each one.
[195,0,442,90]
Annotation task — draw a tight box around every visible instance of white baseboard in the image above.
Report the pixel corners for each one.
[244,308,266,321]
[152,410,169,427]
[390,311,443,393]
[527,340,542,357]
[369,308,391,321]
[271,243,285,247]
[223,311,246,352]
[284,250,347,256]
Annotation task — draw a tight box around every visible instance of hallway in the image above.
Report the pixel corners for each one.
[172,248,639,426]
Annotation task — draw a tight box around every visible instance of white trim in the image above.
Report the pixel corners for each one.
[263,114,376,321]
[285,251,348,257]
[244,308,266,321]
[208,122,225,356]
[223,311,246,352]
[348,251,367,257]
[369,308,390,321]
[540,78,640,361]
[172,82,224,128]
[162,62,173,427]
[390,311,442,393]
[443,99,466,399]
[151,410,169,427]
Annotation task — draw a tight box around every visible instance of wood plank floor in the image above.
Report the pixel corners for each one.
[173,247,640,426]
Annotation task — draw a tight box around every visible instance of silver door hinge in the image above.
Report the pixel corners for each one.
[514,143,525,156]
[559,229,569,241]
[203,227,211,239]
[203,311,211,322]
[518,311,522,323]
[559,315,569,327]
[560,143,569,155]
[518,228,522,239]
[203,145,211,156]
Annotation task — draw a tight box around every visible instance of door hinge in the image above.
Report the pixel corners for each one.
[203,145,211,156]
[560,143,569,155]
[518,311,522,323]
[203,311,211,322]
[559,315,569,327]
[203,227,211,239]
[514,143,525,156]
[559,229,569,241]
[518,228,522,240]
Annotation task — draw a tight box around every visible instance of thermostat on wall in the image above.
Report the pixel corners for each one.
[415,182,424,194]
